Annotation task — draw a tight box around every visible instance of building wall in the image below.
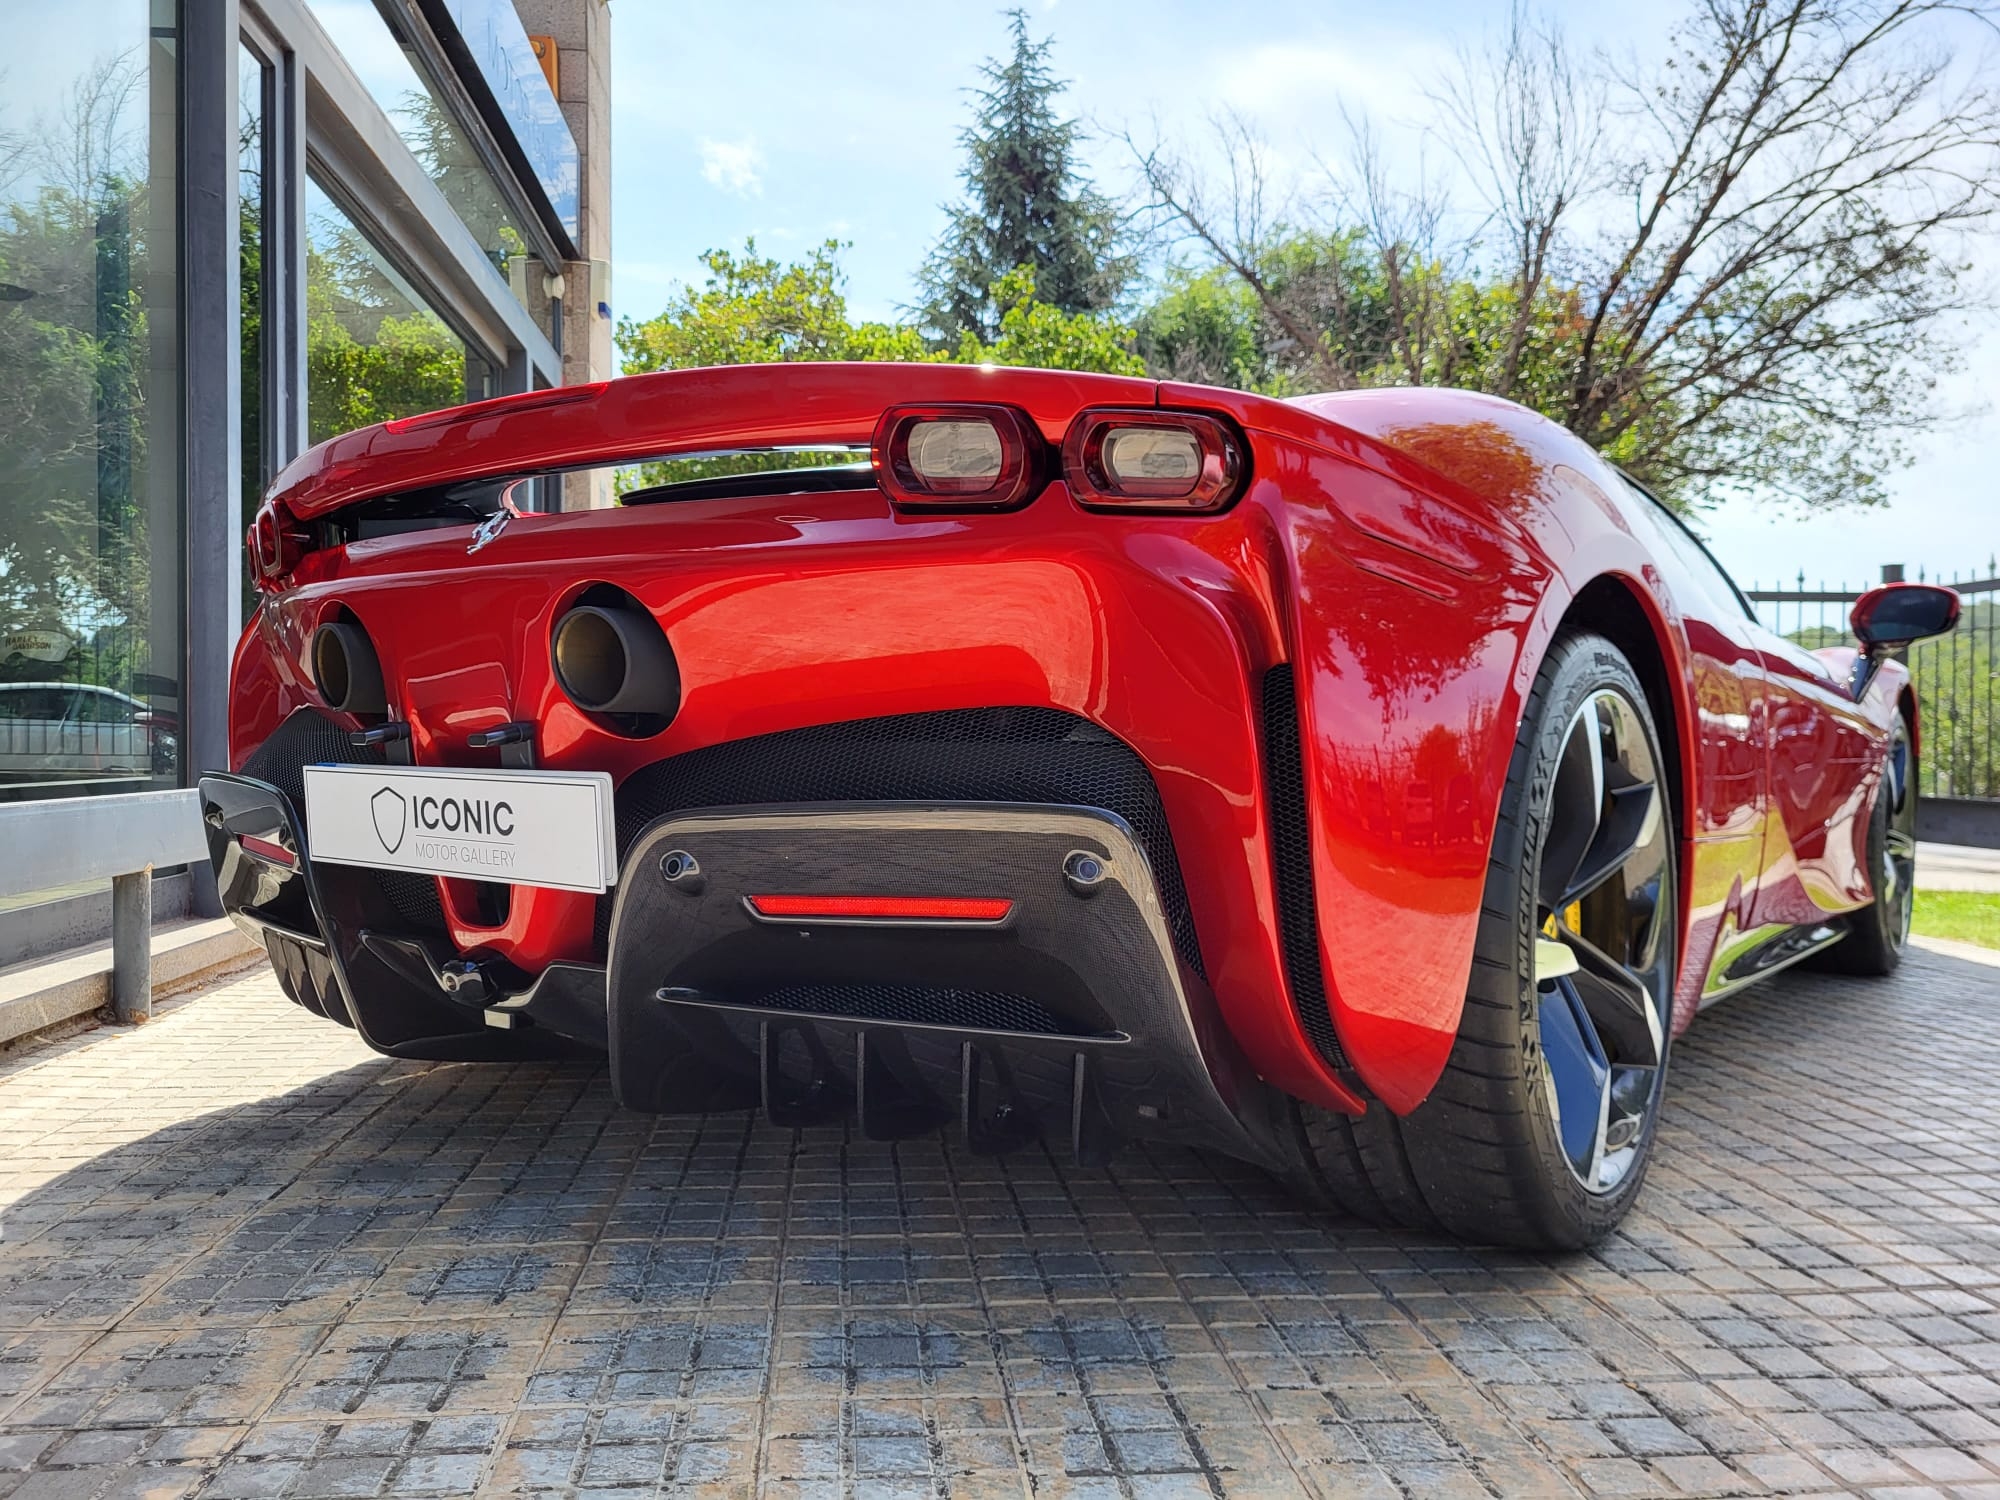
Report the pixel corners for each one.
[517,0,615,510]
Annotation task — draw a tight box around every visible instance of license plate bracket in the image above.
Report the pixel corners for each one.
[302,763,616,893]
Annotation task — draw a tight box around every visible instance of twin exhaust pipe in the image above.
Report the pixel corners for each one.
[550,601,680,719]
[311,621,388,716]
[310,589,679,732]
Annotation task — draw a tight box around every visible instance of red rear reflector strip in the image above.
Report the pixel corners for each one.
[240,834,295,867]
[747,894,1012,922]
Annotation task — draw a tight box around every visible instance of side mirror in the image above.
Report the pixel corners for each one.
[1850,582,1960,650]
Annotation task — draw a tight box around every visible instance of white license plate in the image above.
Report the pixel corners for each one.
[302,764,617,893]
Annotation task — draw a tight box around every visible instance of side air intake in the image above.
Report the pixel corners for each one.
[1261,665,1348,1072]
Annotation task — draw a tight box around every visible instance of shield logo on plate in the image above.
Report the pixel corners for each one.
[370,787,407,854]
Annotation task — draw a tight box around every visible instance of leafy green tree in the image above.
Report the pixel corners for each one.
[915,9,1132,343]
[1136,233,1414,396]
[0,54,160,698]
[617,239,932,372]
[618,240,1143,383]
[615,239,932,491]
[1134,265,1269,392]
[303,222,468,443]
[1905,604,1998,799]
[1138,0,2000,512]
[956,266,1142,375]
[614,242,1141,494]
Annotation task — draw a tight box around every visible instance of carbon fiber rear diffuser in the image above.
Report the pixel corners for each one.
[605,802,1293,1169]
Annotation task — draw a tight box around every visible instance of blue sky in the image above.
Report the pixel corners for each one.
[609,1,2000,592]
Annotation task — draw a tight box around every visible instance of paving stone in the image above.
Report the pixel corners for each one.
[0,949,1998,1495]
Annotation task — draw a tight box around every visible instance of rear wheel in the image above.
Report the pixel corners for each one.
[1822,715,1916,976]
[1294,633,1678,1247]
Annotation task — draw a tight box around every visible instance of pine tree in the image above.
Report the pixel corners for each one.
[916,10,1132,343]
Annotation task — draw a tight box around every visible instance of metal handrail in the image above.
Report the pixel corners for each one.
[0,790,212,1023]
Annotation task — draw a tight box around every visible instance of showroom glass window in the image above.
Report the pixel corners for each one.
[239,40,271,618]
[306,0,547,326]
[304,176,497,445]
[0,0,182,802]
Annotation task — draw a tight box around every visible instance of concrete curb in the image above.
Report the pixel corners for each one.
[0,919,264,1046]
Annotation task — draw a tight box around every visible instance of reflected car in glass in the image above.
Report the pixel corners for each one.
[0,682,174,792]
[199,365,1956,1247]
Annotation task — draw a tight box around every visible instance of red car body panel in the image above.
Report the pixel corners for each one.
[234,364,1913,1118]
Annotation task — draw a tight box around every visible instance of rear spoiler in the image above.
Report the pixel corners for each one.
[262,363,1165,524]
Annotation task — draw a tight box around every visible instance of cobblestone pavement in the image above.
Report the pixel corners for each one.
[2,943,2000,1499]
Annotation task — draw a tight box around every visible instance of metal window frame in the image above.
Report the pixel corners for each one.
[244,0,560,384]
[12,0,567,934]
[374,0,575,266]
[183,0,240,916]
[171,0,564,917]
[240,15,303,472]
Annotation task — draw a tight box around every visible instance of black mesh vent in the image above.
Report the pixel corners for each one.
[599,706,1204,976]
[238,708,446,937]
[754,984,1083,1036]
[1261,666,1346,1070]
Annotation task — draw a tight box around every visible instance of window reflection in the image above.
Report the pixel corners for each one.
[307,0,539,306]
[240,41,270,617]
[305,176,497,443]
[0,1,181,800]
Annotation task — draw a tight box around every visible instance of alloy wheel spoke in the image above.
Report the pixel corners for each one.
[1559,778,1659,910]
[1624,866,1666,970]
[1533,686,1672,1196]
[1602,1067,1656,1154]
[1537,701,1606,913]
[1555,926,1664,1070]
[1538,978,1610,1183]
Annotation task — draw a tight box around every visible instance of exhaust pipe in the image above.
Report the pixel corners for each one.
[552,604,680,718]
[311,621,387,715]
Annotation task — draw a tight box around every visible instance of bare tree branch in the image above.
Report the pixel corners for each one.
[1132,0,2000,509]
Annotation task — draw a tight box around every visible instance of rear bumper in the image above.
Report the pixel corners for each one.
[198,772,604,1060]
[232,482,1368,1116]
[199,773,1297,1170]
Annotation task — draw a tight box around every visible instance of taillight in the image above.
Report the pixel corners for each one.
[240,834,296,868]
[1063,410,1245,513]
[872,404,1043,510]
[248,502,308,589]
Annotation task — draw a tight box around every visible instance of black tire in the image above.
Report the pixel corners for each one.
[1820,714,1915,977]
[1293,632,1679,1248]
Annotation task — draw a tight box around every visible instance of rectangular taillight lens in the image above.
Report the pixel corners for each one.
[248,501,311,590]
[873,404,1043,510]
[1062,410,1245,513]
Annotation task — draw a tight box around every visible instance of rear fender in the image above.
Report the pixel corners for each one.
[1251,440,1553,1114]
[1198,385,1693,1115]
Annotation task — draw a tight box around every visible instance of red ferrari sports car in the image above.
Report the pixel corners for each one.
[201,363,1958,1248]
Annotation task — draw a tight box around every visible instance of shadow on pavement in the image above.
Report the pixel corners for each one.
[0,942,1995,1495]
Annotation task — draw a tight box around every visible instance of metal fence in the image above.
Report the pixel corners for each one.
[1747,563,1999,802]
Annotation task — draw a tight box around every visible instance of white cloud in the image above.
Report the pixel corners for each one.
[698,137,765,198]
[1214,38,1453,130]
